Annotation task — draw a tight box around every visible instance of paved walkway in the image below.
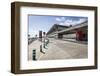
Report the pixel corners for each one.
[28,39,42,60]
[61,38,87,44]
[28,38,88,61]
[39,38,87,60]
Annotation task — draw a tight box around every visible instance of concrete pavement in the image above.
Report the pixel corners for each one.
[28,38,87,61]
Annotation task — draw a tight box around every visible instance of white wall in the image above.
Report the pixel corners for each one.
[0,0,100,76]
[63,34,76,39]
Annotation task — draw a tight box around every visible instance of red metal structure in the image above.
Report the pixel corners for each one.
[76,31,83,41]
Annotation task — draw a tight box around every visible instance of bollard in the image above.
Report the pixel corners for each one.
[48,39,49,43]
[40,45,45,54]
[47,39,49,45]
[45,41,47,46]
[40,45,42,52]
[43,42,45,48]
[33,49,36,60]
[46,39,49,46]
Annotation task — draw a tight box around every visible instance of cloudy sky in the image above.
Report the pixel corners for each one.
[28,15,88,37]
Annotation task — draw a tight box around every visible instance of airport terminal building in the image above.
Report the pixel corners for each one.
[46,21,88,41]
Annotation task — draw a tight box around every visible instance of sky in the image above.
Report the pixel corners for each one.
[28,15,88,37]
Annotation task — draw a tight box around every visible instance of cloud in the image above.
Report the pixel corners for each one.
[56,18,61,21]
[56,17,66,22]
[59,22,65,25]
[59,18,87,26]
[55,16,87,26]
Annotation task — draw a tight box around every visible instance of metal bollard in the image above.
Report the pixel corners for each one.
[47,39,49,44]
[40,45,45,54]
[43,42,45,48]
[40,45,42,52]
[33,49,36,60]
[46,39,49,46]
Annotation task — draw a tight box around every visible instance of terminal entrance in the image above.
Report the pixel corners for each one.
[58,33,63,39]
